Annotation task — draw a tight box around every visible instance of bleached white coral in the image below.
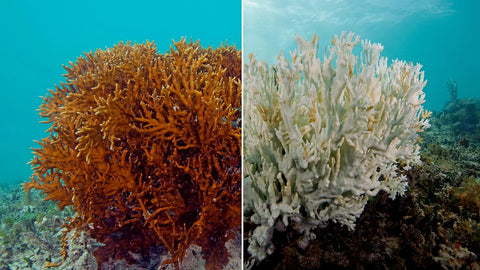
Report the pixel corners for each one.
[244,32,430,264]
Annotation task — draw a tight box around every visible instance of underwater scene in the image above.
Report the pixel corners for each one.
[1,0,480,269]
[0,1,241,269]
[243,0,480,269]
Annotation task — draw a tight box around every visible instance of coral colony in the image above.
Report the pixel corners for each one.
[244,32,431,265]
[23,39,241,270]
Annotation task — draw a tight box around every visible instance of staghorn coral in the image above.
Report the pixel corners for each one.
[23,38,241,270]
[243,32,430,265]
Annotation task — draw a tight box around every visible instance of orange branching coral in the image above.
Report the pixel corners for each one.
[23,39,241,270]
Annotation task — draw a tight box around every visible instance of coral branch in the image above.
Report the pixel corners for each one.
[244,32,430,265]
[23,39,241,270]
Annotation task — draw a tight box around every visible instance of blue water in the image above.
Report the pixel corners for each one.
[2,1,478,184]
[244,0,480,112]
[0,1,241,184]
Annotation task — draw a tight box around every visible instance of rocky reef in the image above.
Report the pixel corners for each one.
[0,184,68,269]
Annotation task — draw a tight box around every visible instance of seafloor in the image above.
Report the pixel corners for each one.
[245,98,480,270]
[2,98,480,269]
[0,187,241,270]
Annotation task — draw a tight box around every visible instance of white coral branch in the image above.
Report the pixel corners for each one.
[244,31,429,264]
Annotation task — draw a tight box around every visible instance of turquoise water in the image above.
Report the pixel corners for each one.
[244,0,480,112]
[0,1,241,184]
[2,1,478,184]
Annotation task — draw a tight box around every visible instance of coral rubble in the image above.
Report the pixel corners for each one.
[23,39,241,270]
[0,184,68,269]
[243,32,430,265]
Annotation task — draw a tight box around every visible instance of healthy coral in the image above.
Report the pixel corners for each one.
[23,39,241,270]
[243,32,430,265]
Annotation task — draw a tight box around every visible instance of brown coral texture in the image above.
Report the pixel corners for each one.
[23,39,241,270]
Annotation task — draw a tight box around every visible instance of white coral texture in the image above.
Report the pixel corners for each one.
[244,32,430,263]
